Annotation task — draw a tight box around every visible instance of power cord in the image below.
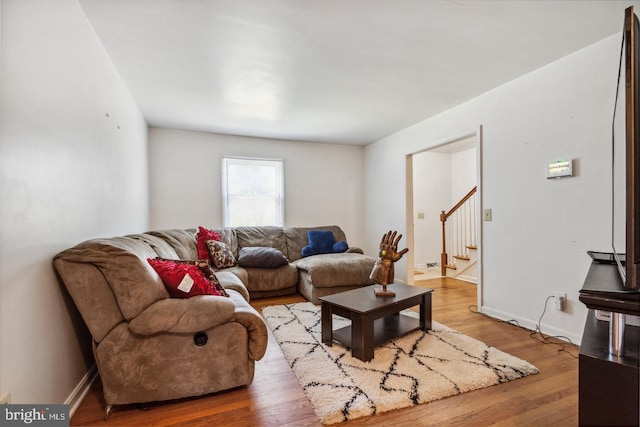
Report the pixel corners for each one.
[468,296,579,359]
[530,296,578,358]
[468,305,523,328]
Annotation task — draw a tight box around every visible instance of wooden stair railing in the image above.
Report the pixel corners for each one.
[440,186,477,276]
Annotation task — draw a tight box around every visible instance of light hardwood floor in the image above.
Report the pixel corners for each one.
[70,278,579,426]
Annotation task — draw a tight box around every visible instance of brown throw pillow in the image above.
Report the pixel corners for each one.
[206,240,237,269]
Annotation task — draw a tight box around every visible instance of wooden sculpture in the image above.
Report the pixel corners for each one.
[369,230,409,296]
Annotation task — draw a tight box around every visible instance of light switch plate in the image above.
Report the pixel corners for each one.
[483,209,492,221]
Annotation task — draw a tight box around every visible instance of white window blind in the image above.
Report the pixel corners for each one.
[221,157,284,227]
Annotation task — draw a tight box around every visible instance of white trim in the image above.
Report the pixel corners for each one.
[481,306,582,345]
[476,125,484,311]
[405,126,484,309]
[221,156,285,227]
[413,129,479,155]
[65,364,98,418]
[455,275,478,284]
[405,155,415,284]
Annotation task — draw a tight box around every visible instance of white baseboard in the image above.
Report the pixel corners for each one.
[65,364,98,418]
[454,275,477,284]
[481,306,582,345]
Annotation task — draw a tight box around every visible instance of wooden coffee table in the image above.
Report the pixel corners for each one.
[319,283,433,362]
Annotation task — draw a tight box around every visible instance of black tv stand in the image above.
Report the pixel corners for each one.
[578,257,640,426]
[579,258,640,315]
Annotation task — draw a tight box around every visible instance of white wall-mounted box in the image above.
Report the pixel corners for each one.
[547,158,573,179]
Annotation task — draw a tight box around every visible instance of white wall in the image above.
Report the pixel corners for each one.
[149,128,366,247]
[412,151,451,267]
[0,0,148,405]
[412,147,477,269]
[451,148,477,202]
[365,34,621,343]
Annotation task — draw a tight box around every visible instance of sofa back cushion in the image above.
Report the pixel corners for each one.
[129,233,181,259]
[284,225,347,262]
[55,237,169,320]
[235,226,287,256]
[208,228,239,257]
[53,257,125,343]
[148,229,199,260]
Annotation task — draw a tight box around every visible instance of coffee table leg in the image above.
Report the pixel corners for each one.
[351,315,374,362]
[321,302,333,346]
[421,293,432,331]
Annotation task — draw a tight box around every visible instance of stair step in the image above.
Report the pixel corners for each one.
[466,245,477,250]
[453,255,470,261]
[445,264,457,270]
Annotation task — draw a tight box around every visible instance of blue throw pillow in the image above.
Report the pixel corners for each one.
[301,245,316,257]
[301,230,349,257]
[307,230,335,253]
[333,241,348,253]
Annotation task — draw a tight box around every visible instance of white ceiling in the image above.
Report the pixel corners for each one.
[79,0,637,145]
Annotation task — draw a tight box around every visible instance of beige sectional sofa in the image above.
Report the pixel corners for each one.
[208,225,376,303]
[53,224,374,416]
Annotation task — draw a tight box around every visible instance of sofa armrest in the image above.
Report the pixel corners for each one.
[346,247,364,254]
[128,295,235,335]
[228,292,269,361]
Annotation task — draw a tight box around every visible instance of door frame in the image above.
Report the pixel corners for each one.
[405,125,484,310]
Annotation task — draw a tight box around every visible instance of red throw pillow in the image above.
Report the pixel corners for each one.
[147,258,224,298]
[196,226,222,261]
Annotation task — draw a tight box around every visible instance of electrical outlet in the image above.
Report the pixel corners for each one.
[0,391,10,404]
[554,292,566,311]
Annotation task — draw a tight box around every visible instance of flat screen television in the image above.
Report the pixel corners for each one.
[612,6,640,291]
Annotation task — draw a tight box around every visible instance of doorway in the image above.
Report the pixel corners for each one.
[405,127,483,309]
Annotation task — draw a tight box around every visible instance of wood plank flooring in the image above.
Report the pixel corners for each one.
[70,278,579,426]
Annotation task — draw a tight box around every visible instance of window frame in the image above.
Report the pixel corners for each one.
[221,156,285,227]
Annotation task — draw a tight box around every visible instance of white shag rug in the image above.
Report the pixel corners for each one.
[262,302,538,425]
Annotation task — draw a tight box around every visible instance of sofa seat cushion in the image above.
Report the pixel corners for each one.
[244,264,298,293]
[293,253,376,288]
[215,270,250,302]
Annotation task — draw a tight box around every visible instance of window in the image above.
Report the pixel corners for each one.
[222,157,284,227]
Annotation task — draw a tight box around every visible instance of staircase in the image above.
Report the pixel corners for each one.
[446,245,478,282]
[441,187,478,283]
